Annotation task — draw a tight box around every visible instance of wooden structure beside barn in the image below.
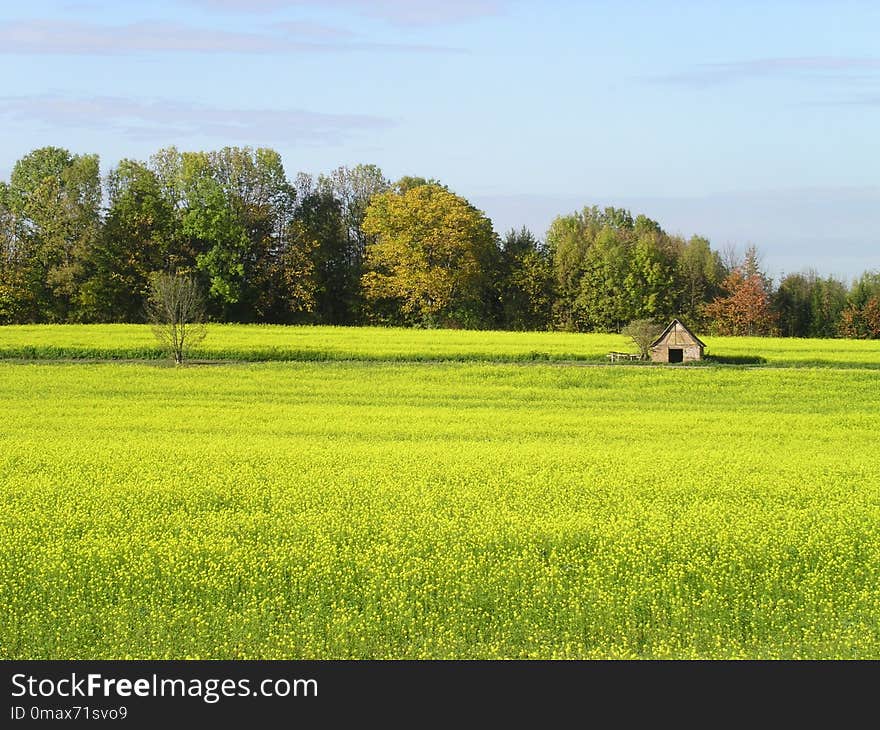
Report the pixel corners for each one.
[650,319,705,363]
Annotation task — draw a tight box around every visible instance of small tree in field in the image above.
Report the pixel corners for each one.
[623,318,663,360]
[146,272,207,364]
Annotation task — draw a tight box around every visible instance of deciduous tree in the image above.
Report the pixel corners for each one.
[146,272,207,364]
[577,227,633,332]
[675,235,725,326]
[839,297,880,339]
[622,318,663,359]
[6,147,100,321]
[703,249,777,336]
[361,184,497,327]
[774,271,847,338]
[81,160,181,322]
[168,148,294,321]
[497,228,554,330]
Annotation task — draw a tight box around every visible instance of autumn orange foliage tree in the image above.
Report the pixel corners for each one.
[838,297,880,339]
[702,248,777,336]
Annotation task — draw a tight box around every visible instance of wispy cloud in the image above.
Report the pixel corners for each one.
[273,20,356,39]
[812,94,880,107]
[60,2,106,10]
[189,0,505,26]
[0,19,460,55]
[0,94,393,145]
[650,56,880,87]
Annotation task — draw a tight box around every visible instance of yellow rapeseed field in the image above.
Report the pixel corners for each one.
[1,328,879,658]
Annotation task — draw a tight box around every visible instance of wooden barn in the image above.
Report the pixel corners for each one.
[650,319,705,363]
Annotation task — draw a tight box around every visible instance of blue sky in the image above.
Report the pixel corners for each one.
[1,0,878,280]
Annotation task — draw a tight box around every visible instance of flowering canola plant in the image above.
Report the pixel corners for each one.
[0,337,879,658]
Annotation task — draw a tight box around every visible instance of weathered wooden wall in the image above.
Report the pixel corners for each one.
[650,344,702,363]
[650,321,703,363]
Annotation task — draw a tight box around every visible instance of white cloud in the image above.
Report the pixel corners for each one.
[0,94,393,145]
[0,19,459,55]
[650,56,880,87]
[190,0,506,26]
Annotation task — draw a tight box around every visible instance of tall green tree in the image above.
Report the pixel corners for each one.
[290,176,349,323]
[175,147,296,321]
[81,160,181,321]
[320,164,389,259]
[577,226,634,331]
[361,184,497,328]
[775,271,847,338]
[675,235,725,326]
[0,182,29,322]
[847,271,880,309]
[316,164,389,322]
[181,167,251,317]
[809,276,848,338]
[546,206,671,331]
[496,228,554,330]
[774,273,812,337]
[625,222,678,321]
[5,147,101,321]
[545,207,601,329]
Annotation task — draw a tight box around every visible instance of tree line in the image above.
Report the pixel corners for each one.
[1,145,878,338]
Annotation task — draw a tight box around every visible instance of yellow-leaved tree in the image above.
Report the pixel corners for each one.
[361,184,497,328]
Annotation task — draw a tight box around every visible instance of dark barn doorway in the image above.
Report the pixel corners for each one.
[668,348,684,363]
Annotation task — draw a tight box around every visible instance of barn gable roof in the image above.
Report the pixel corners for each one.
[650,318,706,349]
